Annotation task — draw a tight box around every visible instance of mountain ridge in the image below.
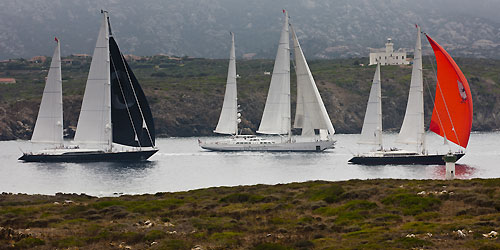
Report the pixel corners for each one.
[2,0,500,60]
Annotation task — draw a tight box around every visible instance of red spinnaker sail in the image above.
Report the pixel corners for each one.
[426,34,473,148]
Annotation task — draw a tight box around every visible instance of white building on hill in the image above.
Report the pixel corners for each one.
[369,38,410,66]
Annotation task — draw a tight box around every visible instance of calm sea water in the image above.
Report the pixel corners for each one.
[1,132,499,197]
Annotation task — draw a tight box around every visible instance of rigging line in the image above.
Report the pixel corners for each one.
[119,51,155,147]
[110,55,142,148]
[423,60,450,151]
[428,56,461,148]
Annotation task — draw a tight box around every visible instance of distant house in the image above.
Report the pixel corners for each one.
[0,78,16,84]
[124,54,147,62]
[29,56,47,64]
[369,38,409,66]
[61,59,74,65]
[243,53,256,60]
[71,54,91,58]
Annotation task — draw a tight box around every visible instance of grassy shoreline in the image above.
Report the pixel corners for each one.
[1,179,499,249]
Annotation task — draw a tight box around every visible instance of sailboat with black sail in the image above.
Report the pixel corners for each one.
[200,10,335,152]
[349,25,472,165]
[19,11,158,162]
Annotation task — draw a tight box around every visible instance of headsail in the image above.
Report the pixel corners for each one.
[214,32,238,135]
[31,38,63,144]
[74,11,111,145]
[426,34,473,148]
[359,63,382,148]
[291,24,335,137]
[257,10,291,135]
[109,36,155,147]
[397,25,425,152]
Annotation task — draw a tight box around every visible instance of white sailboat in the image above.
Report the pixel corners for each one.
[200,10,335,152]
[349,25,472,165]
[20,11,158,162]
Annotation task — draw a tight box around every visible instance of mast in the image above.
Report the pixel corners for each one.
[74,10,112,147]
[257,10,291,137]
[31,38,63,145]
[397,25,425,153]
[359,63,382,149]
[290,23,335,138]
[214,32,238,135]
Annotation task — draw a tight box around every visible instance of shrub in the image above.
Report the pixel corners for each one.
[145,230,166,241]
[382,193,441,215]
[14,237,45,248]
[307,184,345,203]
[252,243,292,250]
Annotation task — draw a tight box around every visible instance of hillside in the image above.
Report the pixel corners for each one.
[1,56,500,140]
[2,0,500,60]
[1,179,499,249]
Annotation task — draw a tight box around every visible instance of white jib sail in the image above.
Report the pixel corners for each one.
[397,25,425,152]
[214,32,238,135]
[257,11,291,135]
[74,11,112,145]
[291,24,335,137]
[359,63,382,147]
[31,40,63,144]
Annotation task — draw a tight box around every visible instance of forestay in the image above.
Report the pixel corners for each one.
[291,24,335,137]
[31,39,63,144]
[359,63,382,148]
[257,11,291,135]
[214,32,238,135]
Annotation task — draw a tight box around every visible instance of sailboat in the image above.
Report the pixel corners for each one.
[200,10,335,152]
[19,11,158,162]
[349,25,473,165]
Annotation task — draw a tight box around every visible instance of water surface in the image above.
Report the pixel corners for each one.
[2,132,499,196]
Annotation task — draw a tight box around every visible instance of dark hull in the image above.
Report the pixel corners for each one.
[19,150,158,163]
[348,153,465,165]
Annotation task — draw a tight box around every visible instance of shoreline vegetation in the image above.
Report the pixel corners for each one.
[1,179,499,249]
[1,57,500,140]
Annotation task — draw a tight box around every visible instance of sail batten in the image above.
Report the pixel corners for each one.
[359,63,382,147]
[426,34,473,149]
[257,11,290,135]
[291,24,335,137]
[397,26,425,151]
[31,40,63,144]
[214,32,238,135]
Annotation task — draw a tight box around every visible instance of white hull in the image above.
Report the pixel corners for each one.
[200,140,335,152]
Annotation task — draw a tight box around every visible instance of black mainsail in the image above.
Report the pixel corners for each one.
[109,33,155,148]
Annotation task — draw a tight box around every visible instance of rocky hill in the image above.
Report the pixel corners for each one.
[1,0,500,60]
[0,56,499,140]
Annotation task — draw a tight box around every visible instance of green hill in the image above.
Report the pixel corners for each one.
[0,56,499,140]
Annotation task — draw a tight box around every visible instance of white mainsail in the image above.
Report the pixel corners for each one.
[359,63,382,148]
[397,25,425,152]
[74,12,112,145]
[291,24,335,137]
[257,11,291,135]
[31,39,63,144]
[214,32,238,135]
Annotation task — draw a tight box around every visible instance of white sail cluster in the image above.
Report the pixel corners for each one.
[291,25,335,137]
[258,11,335,139]
[397,25,425,153]
[74,12,112,145]
[214,32,238,135]
[258,12,291,135]
[359,63,382,148]
[31,40,63,144]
